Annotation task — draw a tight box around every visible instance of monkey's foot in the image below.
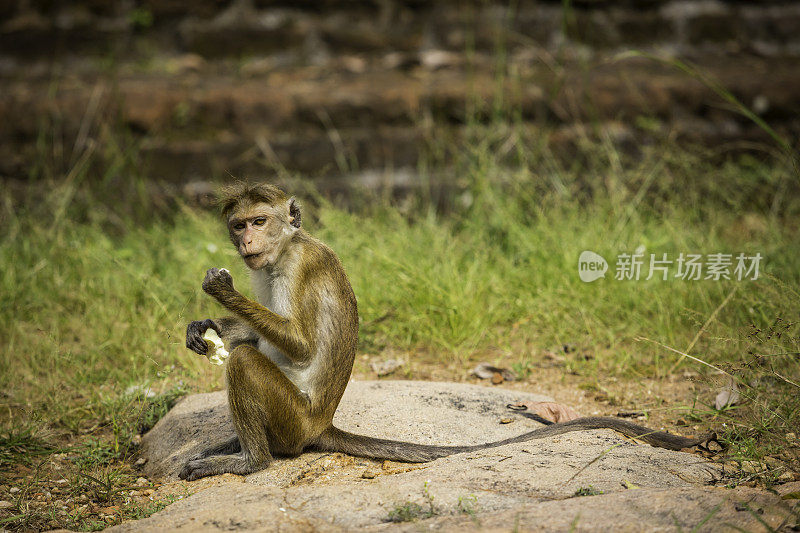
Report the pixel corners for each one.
[178,453,264,481]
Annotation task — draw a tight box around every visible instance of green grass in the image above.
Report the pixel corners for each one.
[387,482,438,522]
[4,139,800,398]
[4,146,797,428]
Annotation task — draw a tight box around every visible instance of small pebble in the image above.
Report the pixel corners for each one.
[136,477,148,486]
[9,487,20,494]
[135,457,147,467]
[361,470,377,479]
[499,418,514,424]
[0,501,14,510]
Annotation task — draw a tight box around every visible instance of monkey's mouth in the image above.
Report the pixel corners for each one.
[243,252,263,260]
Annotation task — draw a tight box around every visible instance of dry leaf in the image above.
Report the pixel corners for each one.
[715,379,741,410]
[473,363,516,381]
[491,372,504,385]
[508,401,581,423]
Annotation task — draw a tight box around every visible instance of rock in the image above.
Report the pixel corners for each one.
[369,358,404,377]
[0,500,14,510]
[741,461,766,474]
[119,381,740,531]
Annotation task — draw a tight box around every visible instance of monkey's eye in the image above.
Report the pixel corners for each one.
[233,222,246,231]
[253,218,266,226]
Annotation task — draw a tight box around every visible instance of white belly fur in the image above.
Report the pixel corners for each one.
[251,269,311,395]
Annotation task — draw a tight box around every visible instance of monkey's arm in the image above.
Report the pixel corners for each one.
[214,316,259,350]
[202,268,313,362]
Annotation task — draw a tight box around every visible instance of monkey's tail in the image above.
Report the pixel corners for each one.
[309,426,453,462]
[310,418,713,463]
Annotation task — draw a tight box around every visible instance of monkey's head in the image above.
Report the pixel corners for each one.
[218,183,301,270]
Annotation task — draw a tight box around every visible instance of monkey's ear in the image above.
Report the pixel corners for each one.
[288,197,301,228]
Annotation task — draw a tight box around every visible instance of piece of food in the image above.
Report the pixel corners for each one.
[202,329,229,365]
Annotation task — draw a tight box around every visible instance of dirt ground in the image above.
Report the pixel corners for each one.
[1,349,796,531]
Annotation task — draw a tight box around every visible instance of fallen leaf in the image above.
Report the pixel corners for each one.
[473,363,516,382]
[491,372,504,385]
[621,479,640,490]
[499,418,514,424]
[715,379,741,410]
[507,401,581,423]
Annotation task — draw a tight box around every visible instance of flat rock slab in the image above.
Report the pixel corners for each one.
[114,380,791,532]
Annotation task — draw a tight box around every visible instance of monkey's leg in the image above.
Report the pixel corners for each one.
[191,435,241,460]
[179,346,313,481]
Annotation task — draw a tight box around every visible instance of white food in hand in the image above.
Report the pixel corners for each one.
[202,329,230,365]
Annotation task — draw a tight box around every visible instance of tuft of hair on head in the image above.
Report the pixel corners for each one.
[217,182,289,219]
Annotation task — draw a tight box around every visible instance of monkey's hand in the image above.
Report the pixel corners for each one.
[202,267,235,298]
[186,319,221,355]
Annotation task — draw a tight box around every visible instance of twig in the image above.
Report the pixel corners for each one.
[669,286,737,374]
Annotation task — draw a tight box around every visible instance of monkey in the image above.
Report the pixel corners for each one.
[180,183,711,481]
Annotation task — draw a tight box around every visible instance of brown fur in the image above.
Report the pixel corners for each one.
[181,183,710,481]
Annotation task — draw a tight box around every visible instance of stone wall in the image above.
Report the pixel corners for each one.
[1,1,798,189]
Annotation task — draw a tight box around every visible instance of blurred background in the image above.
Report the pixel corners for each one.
[1,3,800,530]
[2,0,799,202]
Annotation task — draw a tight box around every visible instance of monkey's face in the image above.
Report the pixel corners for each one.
[227,201,297,269]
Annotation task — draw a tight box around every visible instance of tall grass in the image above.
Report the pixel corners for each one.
[1,129,797,430]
